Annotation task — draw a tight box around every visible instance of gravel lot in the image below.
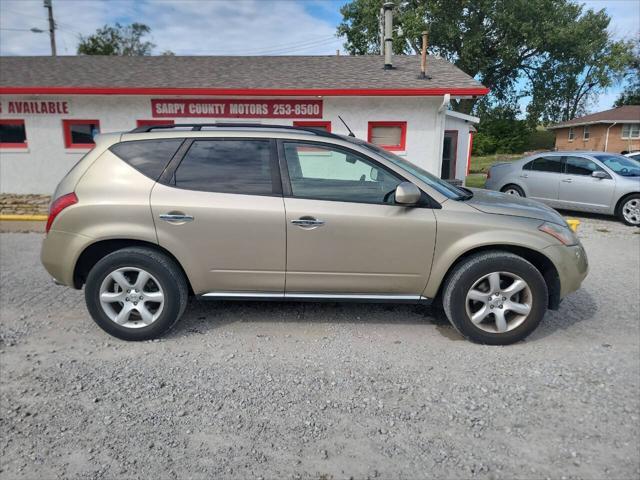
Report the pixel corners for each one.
[1,215,639,480]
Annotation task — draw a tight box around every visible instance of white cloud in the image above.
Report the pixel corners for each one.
[0,0,343,56]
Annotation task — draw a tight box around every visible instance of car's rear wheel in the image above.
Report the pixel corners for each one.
[501,184,525,197]
[85,247,188,341]
[617,194,640,227]
[442,251,548,345]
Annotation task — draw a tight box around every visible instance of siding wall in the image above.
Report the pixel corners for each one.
[0,95,448,193]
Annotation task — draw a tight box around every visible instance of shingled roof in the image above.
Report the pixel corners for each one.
[548,105,640,129]
[0,55,488,96]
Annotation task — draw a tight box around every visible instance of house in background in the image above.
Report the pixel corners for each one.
[548,105,640,153]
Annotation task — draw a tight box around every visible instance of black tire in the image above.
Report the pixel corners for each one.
[442,251,548,345]
[500,184,525,197]
[84,247,188,341]
[616,193,640,227]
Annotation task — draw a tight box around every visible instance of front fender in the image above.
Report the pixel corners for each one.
[423,206,555,298]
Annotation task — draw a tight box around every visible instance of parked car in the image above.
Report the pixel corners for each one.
[624,151,640,162]
[41,124,588,345]
[485,151,640,226]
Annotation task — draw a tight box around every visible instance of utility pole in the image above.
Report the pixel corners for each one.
[43,0,56,56]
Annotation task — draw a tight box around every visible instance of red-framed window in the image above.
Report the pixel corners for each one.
[62,120,100,149]
[367,121,407,151]
[0,119,28,148]
[136,119,175,128]
[293,120,331,132]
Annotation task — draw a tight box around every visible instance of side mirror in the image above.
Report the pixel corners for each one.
[394,182,421,205]
[592,171,609,179]
[370,167,379,181]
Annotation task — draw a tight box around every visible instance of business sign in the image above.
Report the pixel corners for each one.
[0,100,69,115]
[151,99,323,119]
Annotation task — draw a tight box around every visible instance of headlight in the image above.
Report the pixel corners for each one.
[538,222,579,246]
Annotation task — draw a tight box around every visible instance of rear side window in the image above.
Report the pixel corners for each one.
[174,140,274,195]
[110,139,184,180]
[524,156,562,173]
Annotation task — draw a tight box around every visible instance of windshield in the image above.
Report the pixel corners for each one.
[593,154,640,177]
[359,142,468,199]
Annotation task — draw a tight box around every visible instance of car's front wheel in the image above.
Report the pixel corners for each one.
[442,251,548,345]
[501,184,525,197]
[617,194,640,227]
[84,247,188,341]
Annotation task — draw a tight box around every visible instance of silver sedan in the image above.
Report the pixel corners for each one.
[484,151,640,226]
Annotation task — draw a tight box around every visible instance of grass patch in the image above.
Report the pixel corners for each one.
[465,174,486,188]
[469,153,523,174]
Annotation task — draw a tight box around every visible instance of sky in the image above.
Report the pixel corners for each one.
[0,0,638,112]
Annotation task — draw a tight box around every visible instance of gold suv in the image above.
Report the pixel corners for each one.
[41,124,588,344]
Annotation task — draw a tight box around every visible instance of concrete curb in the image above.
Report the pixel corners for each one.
[0,214,47,221]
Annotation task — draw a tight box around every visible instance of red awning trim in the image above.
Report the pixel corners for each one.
[0,86,489,97]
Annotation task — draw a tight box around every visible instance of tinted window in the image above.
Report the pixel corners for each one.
[284,142,402,204]
[175,140,273,194]
[0,121,27,144]
[525,156,562,173]
[70,123,98,144]
[111,139,183,180]
[565,156,604,176]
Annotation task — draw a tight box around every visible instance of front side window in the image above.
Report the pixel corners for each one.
[174,140,274,195]
[525,156,563,173]
[63,120,100,148]
[283,142,402,204]
[368,121,407,151]
[0,119,27,148]
[568,127,575,141]
[110,139,184,180]
[622,123,640,139]
[564,156,604,176]
[593,154,640,177]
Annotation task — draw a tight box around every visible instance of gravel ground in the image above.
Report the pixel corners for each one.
[1,216,639,480]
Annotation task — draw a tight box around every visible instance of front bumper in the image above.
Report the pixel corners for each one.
[41,230,92,288]
[544,242,589,299]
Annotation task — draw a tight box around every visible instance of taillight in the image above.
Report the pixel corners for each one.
[46,192,78,233]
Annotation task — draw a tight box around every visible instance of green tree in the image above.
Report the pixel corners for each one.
[77,23,155,56]
[337,0,633,121]
[614,40,640,106]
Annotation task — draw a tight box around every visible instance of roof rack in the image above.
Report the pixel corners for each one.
[128,122,342,140]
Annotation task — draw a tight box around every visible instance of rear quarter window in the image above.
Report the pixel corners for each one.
[110,139,184,180]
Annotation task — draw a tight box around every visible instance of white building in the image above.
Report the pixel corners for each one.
[0,55,487,194]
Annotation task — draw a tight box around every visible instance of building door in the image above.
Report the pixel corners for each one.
[441,131,458,179]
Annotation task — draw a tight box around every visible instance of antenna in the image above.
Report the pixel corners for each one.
[338,115,356,137]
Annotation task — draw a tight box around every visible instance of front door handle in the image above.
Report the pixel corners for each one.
[291,217,325,229]
[561,178,573,183]
[159,213,194,224]
[520,174,528,178]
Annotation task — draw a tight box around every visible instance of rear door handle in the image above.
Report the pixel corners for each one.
[520,174,528,178]
[561,178,572,183]
[291,217,325,229]
[159,213,194,223]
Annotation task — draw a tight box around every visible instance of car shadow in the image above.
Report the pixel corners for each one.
[166,288,597,344]
[166,299,451,338]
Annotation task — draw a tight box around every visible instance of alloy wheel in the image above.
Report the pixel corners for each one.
[504,188,521,196]
[622,198,640,225]
[465,271,532,333]
[99,267,165,329]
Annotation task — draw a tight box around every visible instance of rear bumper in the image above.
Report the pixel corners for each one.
[41,230,92,288]
[544,242,589,299]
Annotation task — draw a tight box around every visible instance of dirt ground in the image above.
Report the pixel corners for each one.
[1,214,639,479]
